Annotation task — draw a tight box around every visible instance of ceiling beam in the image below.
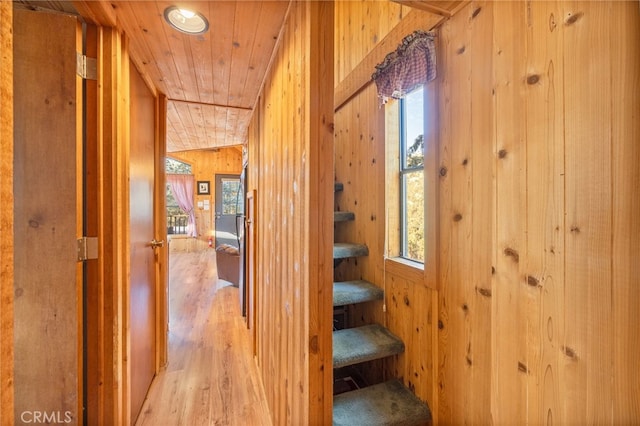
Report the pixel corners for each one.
[72,0,117,27]
[168,98,253,112]
[390,1,470,18]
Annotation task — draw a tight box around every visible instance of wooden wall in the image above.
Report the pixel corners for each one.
[170,148,242,245]
[247,2,334,424]
[0,1,14,423]
[334,1,411,84]
[334,1,640,424]
[333,0,443,419]
[438,2,640,423]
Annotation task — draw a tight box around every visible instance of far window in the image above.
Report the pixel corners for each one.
[221,178,241,215]
[166,157,192,235]
[399,86,425,263]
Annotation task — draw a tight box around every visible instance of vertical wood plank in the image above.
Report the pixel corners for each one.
[308,2,335,424]
[120,35,132,426]
[492,1,527,423]
[291,4,303,422]
[524,1,565,423]
[0,1,14,424]
[278,17,288,423]
[155,95,168,370]
[84,21,102,426]
[610,2,640,422]
[75,20,85,425]
[439,2,474,421]
[436,6,453,420]
[98,26,119,425]
[468,1,494,422]
[563,2,613,423]
[13,8,81,421]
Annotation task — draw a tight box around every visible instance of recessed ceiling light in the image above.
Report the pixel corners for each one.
[163,6,209,35]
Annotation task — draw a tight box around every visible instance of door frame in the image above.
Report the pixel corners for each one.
[1,3,15,423]
[84,27,168,425]
[246,189,258,353]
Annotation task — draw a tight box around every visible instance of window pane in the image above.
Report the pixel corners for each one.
[165,157,192,174]
[402,86,424,169]
[222,179,240,215]
[402,170,424,262]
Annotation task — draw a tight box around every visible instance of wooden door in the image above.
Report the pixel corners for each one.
[13,8,83,423]
[128,61,157,423]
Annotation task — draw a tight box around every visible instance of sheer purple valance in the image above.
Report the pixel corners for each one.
[372,30,437,103]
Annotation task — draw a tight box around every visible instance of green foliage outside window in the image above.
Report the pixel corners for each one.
[404,151,424,262]
[401,87,425,263]
[221,179,241,215]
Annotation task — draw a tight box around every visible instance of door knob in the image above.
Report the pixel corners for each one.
[149,239,165,249]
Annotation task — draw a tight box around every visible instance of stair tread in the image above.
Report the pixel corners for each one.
[333,243,368,259]
[333,324,404,369]
[334,211,355,222]
[333,280,383,306]
[333,379,432,426]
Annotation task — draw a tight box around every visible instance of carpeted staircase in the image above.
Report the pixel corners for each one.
[332,182,432,425]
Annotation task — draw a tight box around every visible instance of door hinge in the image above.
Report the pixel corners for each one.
[77,237,98,261]
[76,53,97,80]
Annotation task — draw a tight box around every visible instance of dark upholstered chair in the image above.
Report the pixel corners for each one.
[215,244,239,286]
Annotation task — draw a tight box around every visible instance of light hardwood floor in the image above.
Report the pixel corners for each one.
[135,249,272,426]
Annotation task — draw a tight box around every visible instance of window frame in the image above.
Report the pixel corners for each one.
[399,86,426,263]
[384,80,438,290]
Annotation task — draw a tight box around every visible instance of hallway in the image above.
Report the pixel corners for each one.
[135,250,272,426]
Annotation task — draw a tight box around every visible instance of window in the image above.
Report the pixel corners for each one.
[375,29,437,284]
[221,178,241,215]
[384,82,436,273]
[166,157,192,235]
[400,86,425,263]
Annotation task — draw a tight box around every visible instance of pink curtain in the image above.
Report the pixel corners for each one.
[167,174,197,237]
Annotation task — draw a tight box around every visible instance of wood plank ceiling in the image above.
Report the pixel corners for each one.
[17,0,289,153]
[114,1,289,152]
[16,1,465,153]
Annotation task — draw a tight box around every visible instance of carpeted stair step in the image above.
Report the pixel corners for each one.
[333,324,404,369]
[333,280,383,306]
[334,211,355,222]
[333,243,368,259]
[333,379,432,426]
